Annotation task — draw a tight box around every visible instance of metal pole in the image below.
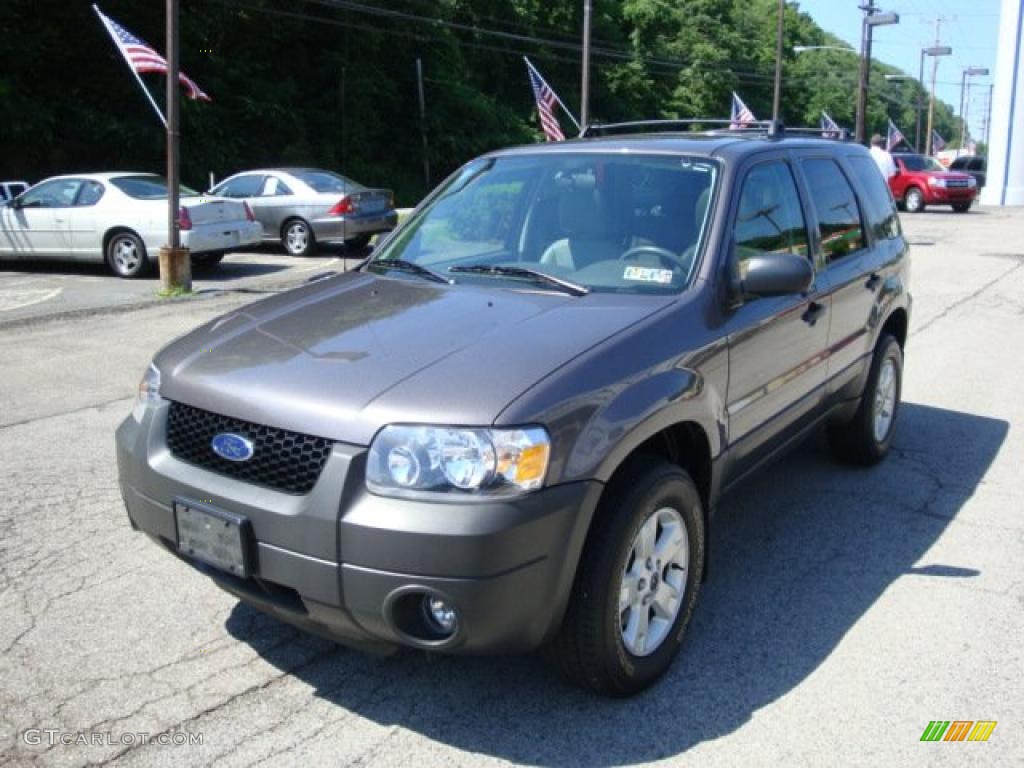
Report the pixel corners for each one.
[416,58,430,188]
[984,83,994,148]
[916,49,926,152]
[958,69,968,149]
[925,19,943,156]
[581,0,592,127]
[772,0,785,122]
[855,0,875,144]
[964,78,973,149]
[162,0,189,291]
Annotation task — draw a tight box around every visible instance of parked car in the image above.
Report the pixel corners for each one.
[209,168,397,256]
[0,180,29,202]
[117,125,910,695]
[949,154,987,188]
[889,152,978,213]
[0,173,262,277]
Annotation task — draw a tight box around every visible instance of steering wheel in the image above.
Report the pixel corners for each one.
[619,245,683,270]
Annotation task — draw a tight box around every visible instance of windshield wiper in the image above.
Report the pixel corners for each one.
[367,258,451,285]
[448,264,589,296]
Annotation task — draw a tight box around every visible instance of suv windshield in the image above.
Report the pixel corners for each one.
[292,170,358,193]
[899,155,946,173]
[371,153,718,294]
[111,176,199,199]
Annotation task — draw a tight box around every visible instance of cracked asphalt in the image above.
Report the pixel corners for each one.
[2,208,1023,767]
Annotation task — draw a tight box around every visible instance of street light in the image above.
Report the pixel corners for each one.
[959,66,990,150]
[855,5,900,143]
[919,45,952,153]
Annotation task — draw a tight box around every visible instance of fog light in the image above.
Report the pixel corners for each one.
[423,596,457,635]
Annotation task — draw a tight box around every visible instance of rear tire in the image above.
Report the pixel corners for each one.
[547,458,705,696]
[827,333,903,465]
[282,218,315,256]
[105,231,150,278]
[904,187,925,213]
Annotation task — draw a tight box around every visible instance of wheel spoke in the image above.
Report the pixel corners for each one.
[619,570,639,613]
[635,516,657,560]
[654,520,685,563]
[651,581,680,620]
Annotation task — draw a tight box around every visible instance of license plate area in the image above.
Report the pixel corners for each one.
[174,500,253,578]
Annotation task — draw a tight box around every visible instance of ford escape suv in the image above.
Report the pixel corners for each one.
[116,123,911,696]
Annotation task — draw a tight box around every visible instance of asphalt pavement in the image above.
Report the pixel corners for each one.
[1,208,1022,767]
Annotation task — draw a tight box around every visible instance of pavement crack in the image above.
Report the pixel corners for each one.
[911,260,1024,338]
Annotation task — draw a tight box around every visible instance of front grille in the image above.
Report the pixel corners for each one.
[946,179,969,188]
[166,401,331,494]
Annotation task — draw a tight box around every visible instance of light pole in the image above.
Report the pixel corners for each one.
[580,0,592,127]
[855,4,900,144]
[959,67,990,150]
[772,0,785,122]
[916,46,951,152]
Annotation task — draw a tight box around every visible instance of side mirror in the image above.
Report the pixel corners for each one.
[8,197,22,209]
[741,252,814,297]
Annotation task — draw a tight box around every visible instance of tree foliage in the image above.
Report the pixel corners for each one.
[0,0,964,203]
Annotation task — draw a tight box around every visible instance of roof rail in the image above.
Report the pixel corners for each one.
[579,119,851,142]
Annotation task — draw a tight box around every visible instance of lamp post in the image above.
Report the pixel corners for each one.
[580,0,592,127]
[959,67,990,150]
[855,4,900,144]
[915,46,952,153]
[772,0,785,122]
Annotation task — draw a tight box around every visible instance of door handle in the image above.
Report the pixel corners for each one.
[802,301,826,326]
[865,272,881,291]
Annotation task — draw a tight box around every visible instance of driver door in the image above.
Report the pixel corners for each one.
[0,179,81,257]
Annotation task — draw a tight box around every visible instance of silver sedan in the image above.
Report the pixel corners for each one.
[210,168,397,256]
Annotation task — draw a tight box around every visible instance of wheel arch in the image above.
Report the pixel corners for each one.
[881,307,908,350]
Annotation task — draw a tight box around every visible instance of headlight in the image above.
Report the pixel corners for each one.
[367,425,551,495]
[928,177,945,187]
[967,176,978,188]
[131,363,162,422]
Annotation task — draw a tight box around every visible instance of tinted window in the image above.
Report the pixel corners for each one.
[20,179,82,208]
[732,161,809,265]
[111,176,198,199]
[847,156,900,241]
[970,157,985,171]
[76,181,105,206]
[215,175,264,198]
[801,159,865,262]
[292,170,357,193]
[897,154,945,172]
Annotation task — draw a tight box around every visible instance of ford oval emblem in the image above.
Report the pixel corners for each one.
[211,433,254,462]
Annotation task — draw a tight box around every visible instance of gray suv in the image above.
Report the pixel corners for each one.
[117,124,911,695]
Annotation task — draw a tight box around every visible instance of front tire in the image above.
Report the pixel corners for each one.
[952,202,971,213]
[345,234,372,250]
[191,252,225,271]
[904,187,925,213]
[282,218,315,256]
[827,333,903,465]
[547,458,705,696]
[106,231,149,278]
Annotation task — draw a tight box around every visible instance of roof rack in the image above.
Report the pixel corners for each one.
[579,119,851,142]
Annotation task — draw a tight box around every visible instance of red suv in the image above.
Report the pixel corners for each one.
[889,152,977,213]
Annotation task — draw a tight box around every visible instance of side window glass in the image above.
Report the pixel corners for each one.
[231,175,263,198]
[801,159,866,262]
[847,156,900,241]
[76,181,105,206]
[732,161,809,268]
[20,180,82,208]
[261,177,293,197]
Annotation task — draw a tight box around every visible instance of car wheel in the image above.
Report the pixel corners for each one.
[106,231,150,278]
[345,234,372,250]
[282,219,315,256]
[827,333,903,466]
[547,457,705,696]
[904,187,925,213]
[952,202,971,213]
[191,252,225,270]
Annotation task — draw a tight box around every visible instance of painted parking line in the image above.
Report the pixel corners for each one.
[0,287,63,313]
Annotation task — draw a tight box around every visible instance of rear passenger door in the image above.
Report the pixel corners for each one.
[249,175,294,235]
[723,158,830,479]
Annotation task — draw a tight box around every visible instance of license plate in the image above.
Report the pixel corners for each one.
[175,501,252,577]
[222,230,240,246]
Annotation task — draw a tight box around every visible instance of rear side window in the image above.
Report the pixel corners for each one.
[216,175,264,198]
[847,156,900,241]
[260,176,293,197]
[732,161,809,265]
[76,181,105,206]
[801,159,865,262]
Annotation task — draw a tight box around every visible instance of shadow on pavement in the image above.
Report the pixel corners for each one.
[226,401,1007,765]
[0,257,290,281]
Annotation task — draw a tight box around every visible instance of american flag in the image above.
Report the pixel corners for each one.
[820,111,841,138]
[886,119,906,152]
[95,6,211,102]
[525,59,565,142]
[931,129,947,153]
[730,92,756,129]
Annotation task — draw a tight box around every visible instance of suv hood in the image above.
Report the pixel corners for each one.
[156,272,673,444]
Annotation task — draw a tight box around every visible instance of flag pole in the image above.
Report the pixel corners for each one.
[524,57,581,131]
[92,5,167,128]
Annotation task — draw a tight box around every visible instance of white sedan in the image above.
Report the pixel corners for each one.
[0,173,263,277]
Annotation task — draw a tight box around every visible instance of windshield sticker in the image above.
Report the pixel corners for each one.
[623,266,674,284]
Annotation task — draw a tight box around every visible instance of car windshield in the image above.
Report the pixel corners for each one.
[899,155,946,173]
[370,153,718,295]
[111,176,199,199]
[292,170,358,193]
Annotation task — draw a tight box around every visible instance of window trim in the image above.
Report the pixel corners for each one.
[19,178,86,210]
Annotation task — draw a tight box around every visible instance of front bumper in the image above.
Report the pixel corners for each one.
[310,210,398,244]
[115,403,601,654]
[925,186,977,204]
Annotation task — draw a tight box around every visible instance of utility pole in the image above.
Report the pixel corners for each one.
[581,0,592,128]
[161,0,190,292]
[924,18,944,156]
[772,0,785,122]
[984,82,994,149]
[958,67,990,149]
[916,48,926,152]
[416,58,430,188]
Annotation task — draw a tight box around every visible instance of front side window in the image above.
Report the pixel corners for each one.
[20,179,83,208]
[371,153,718,295]
[847,156,900,241]
[801,159,865,262]
[260,176,293,197]
[732,161,809,268]
[214,175,263,199]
